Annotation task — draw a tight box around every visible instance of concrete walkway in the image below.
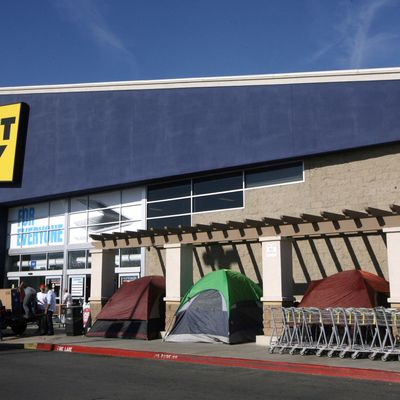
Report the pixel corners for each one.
[1,325,400,383]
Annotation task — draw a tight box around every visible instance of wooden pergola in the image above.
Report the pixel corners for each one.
[88,204,400,330]
[90,204,400,249]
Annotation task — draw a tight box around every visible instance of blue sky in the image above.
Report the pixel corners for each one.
[1,0,400,86]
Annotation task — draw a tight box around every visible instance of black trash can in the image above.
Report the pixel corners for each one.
[65,306,83,336]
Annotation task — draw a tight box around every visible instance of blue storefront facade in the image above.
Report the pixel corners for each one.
[1,67,400,307]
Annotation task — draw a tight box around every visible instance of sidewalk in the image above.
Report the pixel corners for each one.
[1,325,400,383]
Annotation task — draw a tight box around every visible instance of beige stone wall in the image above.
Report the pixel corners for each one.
[165,301,180,333]
[145,144,400,296]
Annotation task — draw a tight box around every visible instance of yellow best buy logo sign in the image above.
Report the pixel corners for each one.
[0,103,29,184]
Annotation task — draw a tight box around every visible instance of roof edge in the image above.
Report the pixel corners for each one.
[2,67,400,95]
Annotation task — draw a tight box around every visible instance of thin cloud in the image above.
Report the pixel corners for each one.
[308,0,397,69]
[345,0,393,67]
[53,0,137,67]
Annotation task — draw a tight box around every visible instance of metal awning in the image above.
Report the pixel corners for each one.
[90,204,400,249]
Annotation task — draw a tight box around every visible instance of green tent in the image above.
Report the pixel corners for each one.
[165,269,263,344]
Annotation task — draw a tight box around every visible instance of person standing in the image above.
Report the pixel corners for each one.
[36,284,47,334]
[61,288,72,325]
[19,282,37,319]
[62,288,73,307]
[44,283,56,335]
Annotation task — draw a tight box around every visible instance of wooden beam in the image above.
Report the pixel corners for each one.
[342,209,369,218]
[196,224,213,232]
[280,215,303,224]
[320,211,345,220]
[123,230,143,245]
[227,220,246,229]
[300,213,324,222]
[137,229,155,236]
[164,226,182,234]
[390,204,400,213]
[94,213,400,249]
[365,207,393,217]
[262,217,282,225]
[211,222,230,230]
[150,227,169,235]
[89,234,104,242]
[101,233,116,240]
[244,219,265,227]
[178,225,199,234]
[112,232,129,239]
[125,230,141,238]
[112,231,131,245]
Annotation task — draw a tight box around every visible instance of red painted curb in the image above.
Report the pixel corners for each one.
[36,343,54,351]
[32,343,400,383]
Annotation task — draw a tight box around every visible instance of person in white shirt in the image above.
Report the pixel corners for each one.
[36,284,47,334]
[45,284,57,335]
[62,289,73,307]
[61,288,73,325]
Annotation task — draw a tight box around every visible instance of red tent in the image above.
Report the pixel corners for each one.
[299,270,389,308]
[87,275,165,339]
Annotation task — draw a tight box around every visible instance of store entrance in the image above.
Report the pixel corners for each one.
[45,277,62,301]
[20,276,45,292]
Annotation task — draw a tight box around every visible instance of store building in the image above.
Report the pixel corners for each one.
[1,68,400,337]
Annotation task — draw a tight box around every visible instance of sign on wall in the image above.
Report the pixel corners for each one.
[9,204,65,249]
[70,276,84,297]
[0,102,29,185]
[119,274,139,287]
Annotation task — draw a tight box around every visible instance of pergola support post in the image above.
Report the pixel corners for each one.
[89,248,117,323]
[163,243,193,332]
[257,236,294,345]
[383,228,400,308]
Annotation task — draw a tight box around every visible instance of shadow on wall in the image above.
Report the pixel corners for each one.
[195,243,263,286]
[194,232,387,297]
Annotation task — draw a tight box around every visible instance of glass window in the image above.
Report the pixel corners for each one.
[68,250,87,269]
[122,187,144,204]
[9,235,21,249]
[48,229,64,246]
[193,191,243,213]
[120,221,143,232]
[48,252,63,270]
[89,191,120,209]
[88,207,120,225]
[70,196,88,213]
[7,207,20,223]
[50,200,66,218]
[147,198,191,218]
[147,215,191,229]
[69,227,87,244]
[26,203,48,219]
[120,205,142,221]
[88,224,118,236]
[22,254,47,271]
[148,180,191,201]
[69,212,87,227]
[116,248,141,268]
[6,255,20,272]
[193,172,242,195]
[245,162,303,188]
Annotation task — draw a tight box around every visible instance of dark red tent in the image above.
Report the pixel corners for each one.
[299,270,389,308]
[87,275,165,339]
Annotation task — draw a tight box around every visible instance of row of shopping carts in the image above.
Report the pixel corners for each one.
[267,306,400,361]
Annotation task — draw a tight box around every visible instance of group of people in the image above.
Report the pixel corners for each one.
[18,282,72,336]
